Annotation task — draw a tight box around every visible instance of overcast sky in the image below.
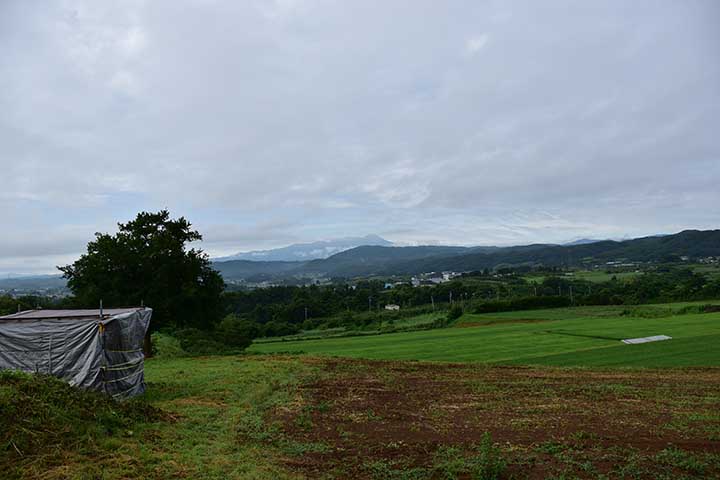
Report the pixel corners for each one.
[1,0,719,275]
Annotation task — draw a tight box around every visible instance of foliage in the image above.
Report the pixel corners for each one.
[173,328,235,355]
[220,266,720,340]
[472,295,571,314]
[151,331,187,358]
[447,304,464,322]
[217,314,256,349]
[163,315,255,356]
[432,433,506,480]
[472,432,507,480]
[0,295,68,316]
[59,210,224,331]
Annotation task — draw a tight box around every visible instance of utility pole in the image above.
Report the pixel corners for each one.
[368,296,372,312]
[431,295,435,311]
[449,291,453,305]
[304,307,308,322]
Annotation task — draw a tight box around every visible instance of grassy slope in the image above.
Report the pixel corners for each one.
[249,303,720,367]
[254,312,444,344]
[5,357,315,480]
[135,356,312,479]
[1,371,158,479]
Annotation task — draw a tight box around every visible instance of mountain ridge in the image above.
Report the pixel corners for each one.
[213,229,720,281]
[214,234,393,262]
[3,230,717,288]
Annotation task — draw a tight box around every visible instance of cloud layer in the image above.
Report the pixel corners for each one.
[1,0,718,273]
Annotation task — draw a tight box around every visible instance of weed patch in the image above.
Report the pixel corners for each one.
[0,370,161,479]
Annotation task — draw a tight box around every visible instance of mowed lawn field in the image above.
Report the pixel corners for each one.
[249,302,720,367]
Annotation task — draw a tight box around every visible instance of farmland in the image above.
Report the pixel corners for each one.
[249,302,720,367]
[522,270,643,284]
[4,300,720,479]
[5,355,720,479]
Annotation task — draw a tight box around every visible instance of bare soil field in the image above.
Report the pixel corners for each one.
[271,358,720,479]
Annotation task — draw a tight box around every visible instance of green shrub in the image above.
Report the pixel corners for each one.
[447,305,464,322]
[655,447,709,475]
[431,433,506,480]
[472,296,571,314]
[433,445,468,479]
[171,325,254,356]
[151,332,187,358]
[471,432,507,480]
[217,314,255,349]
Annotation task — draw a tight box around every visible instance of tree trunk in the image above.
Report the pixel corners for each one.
[143,330,153,358]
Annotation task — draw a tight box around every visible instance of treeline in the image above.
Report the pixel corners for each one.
[535,268,720,306]
[3,267,719,350]
[219,267,720,338]
[0,295,64,316]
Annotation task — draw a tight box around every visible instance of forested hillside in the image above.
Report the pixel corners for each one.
[214,229,720,281]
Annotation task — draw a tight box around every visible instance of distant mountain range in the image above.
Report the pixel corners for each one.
[213,229,720,282]
[2,230,718,290]
[562,238,605,246]
[214,234,393,262]
[0,274,67,291]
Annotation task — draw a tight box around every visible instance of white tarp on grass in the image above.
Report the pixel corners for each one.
[621,335,672,345]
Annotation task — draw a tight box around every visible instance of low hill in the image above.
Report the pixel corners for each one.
[299,245,471,276]
[212,260,303,282]
[213,229,720,281]
[0,274,67,291]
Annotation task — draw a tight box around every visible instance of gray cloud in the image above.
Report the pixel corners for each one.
[0,0,718,274]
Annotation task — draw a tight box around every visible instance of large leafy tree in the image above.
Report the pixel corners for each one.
[59,210,225,338]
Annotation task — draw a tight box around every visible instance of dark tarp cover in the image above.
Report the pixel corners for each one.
[0,308,151,400]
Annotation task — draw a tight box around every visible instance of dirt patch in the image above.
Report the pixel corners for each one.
[269,358,720,479]
[173,397,228,408]
[455,318,550,328]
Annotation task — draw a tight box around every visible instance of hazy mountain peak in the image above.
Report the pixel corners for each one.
[563,238,606,246]
[214,235,393,262]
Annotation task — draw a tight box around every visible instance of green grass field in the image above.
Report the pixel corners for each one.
[522,270,642,284]
[253,312,444,344]
[249,302,720,367]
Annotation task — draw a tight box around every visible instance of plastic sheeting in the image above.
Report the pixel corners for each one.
[621,335,672,345]
[0,308,151,400]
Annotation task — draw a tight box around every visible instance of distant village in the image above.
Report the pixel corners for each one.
[3,255,718,297]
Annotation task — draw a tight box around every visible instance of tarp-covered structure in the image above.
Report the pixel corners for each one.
[0,307,151,400]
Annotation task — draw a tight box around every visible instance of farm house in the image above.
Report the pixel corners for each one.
[0,307,152,400]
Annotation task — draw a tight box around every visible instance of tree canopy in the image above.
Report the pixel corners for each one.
[59,210,224,331]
